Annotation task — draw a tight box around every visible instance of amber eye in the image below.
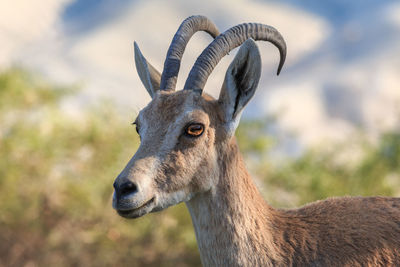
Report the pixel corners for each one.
[185,123,204,137]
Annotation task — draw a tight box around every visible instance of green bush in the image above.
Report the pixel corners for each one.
[236,118,400,207]
[0,68,398,266]
[0,68,199,267]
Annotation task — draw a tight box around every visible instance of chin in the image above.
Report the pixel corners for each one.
[116,197,156,219]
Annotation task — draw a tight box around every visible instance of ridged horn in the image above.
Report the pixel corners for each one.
[160,15,220,91]
[184,23,287,91]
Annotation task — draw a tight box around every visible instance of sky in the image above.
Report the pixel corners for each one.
[1,0,400,153]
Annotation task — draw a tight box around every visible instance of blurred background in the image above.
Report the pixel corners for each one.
[1,0,399,266]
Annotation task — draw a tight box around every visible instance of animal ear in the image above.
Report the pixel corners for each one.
[218,38,261,130]
[134,42,161,98]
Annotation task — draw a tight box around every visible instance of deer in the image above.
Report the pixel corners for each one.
[112,15,400,266]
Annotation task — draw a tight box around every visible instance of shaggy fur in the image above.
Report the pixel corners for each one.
[114,87,400,266]
[113,20,400,267]
[187,138,400,266]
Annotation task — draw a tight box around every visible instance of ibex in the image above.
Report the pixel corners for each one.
[112,16,400,266]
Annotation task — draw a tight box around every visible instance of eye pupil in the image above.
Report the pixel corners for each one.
[186,123,204,137]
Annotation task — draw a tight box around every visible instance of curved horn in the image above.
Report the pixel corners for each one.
[160,15,220,91]
[184,23,287,91]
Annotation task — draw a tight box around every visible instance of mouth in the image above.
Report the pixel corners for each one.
[117,197,155,219]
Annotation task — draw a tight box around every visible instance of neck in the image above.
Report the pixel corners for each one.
[186,138,282,266]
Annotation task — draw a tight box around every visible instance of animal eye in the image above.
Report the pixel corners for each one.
[132,121,140,134]
[185,123,204,137]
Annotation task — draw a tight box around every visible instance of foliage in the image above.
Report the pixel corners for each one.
[236,118,400,208]
[265,134,400,207]
[0,68,399,266]
[0,68,198,267]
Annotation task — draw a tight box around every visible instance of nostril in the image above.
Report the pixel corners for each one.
[119,181,138,197]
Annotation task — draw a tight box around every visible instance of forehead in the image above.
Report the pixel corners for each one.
[138,90,216,123]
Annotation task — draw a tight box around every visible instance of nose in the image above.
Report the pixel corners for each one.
[114,180,138,200]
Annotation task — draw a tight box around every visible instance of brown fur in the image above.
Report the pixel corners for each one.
[115,91,400,266]
[114,34,400,267]
[187,134,400,266]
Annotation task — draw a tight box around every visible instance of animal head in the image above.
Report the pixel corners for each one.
[112,15,286,218]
